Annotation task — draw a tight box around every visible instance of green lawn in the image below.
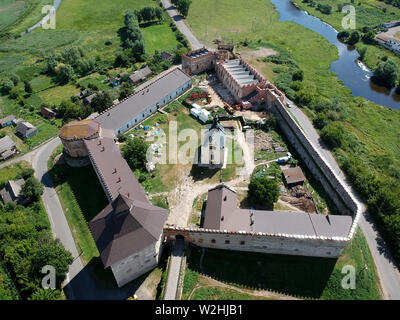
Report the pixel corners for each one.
[0,160,30,184]
[0,0,26,31]
[56,0,179,54]
[49,157,108,265]
[182,228,381,300]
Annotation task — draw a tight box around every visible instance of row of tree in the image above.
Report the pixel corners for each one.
[171,0,192,17]
[123,10,146,61]
[134,6,164,23]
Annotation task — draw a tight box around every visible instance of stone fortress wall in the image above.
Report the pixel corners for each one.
[167,50,362,258]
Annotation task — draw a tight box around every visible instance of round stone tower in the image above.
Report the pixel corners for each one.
[59,120,101,167]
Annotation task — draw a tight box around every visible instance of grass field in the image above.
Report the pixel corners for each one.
[0,0,26,31]
[182,228,381,300]
[56,0,179,54]
[0,0,53,34]
[48,154,108,264]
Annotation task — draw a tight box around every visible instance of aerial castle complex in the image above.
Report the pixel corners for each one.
[59,49,361,288]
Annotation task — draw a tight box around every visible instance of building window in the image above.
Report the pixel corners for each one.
[211,239,216,244]
[240,241,245,245]
[225,240,230,244]
[198,239,203,243]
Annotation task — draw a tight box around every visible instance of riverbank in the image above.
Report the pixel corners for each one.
[290,0,400,84]
[186,0,400,264]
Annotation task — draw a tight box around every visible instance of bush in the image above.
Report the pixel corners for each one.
[374,59,399,88]
[320,122,345,149]
[1,79,14,95]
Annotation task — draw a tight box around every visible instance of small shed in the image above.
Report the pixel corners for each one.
[0,115,16,128]
[0,136,16,160]
[282,166,306,187]
[41,107,56,119]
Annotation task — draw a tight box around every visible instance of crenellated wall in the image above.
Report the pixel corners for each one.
[164,227,348,258]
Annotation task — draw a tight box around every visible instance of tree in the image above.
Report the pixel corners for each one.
[358,47,367,61]
[24,80,33,94]
[9,74,19,86]
[292,70,304,81]
[29,288,61,300]
[247,176,280,208]
[347,31,360,45]
[374,59,399,87]
[1,79,14,95]
[119,86,133,100]
[21,177,44,202]
[176,0,191,17]
[362,30,376,44]
[320,122,345,149]
[122,137,149,171]
[90,92,113,112]
[32,238,73,288]
[155,7,163,21]
[114,53,130,67]
[57,64,75,84]
[313,114,329,129]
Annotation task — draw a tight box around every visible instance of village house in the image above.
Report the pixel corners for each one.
[83,92,99,106]
[16,122,38,139]
[0,178,27,205]
[12,118,23,126]
[94,68,192,136]
[40,106,56,119]
[161,51,174,62]
[282,166,306,187]
[198,117,226,169]
[0,115,16,128]
[127,66,153,85]
[0,135,17,161]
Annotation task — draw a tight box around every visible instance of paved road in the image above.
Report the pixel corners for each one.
[164,238,185,300]
[288,100,400,300]
[30,138,84,298]
[161,0,204,50]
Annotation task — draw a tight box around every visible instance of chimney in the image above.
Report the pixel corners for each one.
[101,146,104,152]
[113,168,117,174]
[98,140,102,145]
[117,177,121,183]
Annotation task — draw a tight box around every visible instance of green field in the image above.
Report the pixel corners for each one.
[48,154,108,264]
[182,228,381,300]
[0,0,26,31]
[56,0,179,54]
[291,0,400,70]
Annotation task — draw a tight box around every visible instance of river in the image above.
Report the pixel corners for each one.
[270,0,400,110]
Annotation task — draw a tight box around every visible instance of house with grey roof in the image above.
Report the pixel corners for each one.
[0,115,16,128]
[95,68,192,136]
[127,66,153,85]
[0,135,16,161]
[198,117,226,169]
[16,122,38,139]
[0,178,27,205]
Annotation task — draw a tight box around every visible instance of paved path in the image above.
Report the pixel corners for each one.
[31,137,84,298]
[161,0,204,49]
[164,238,185,300]
[288,99,400,300]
